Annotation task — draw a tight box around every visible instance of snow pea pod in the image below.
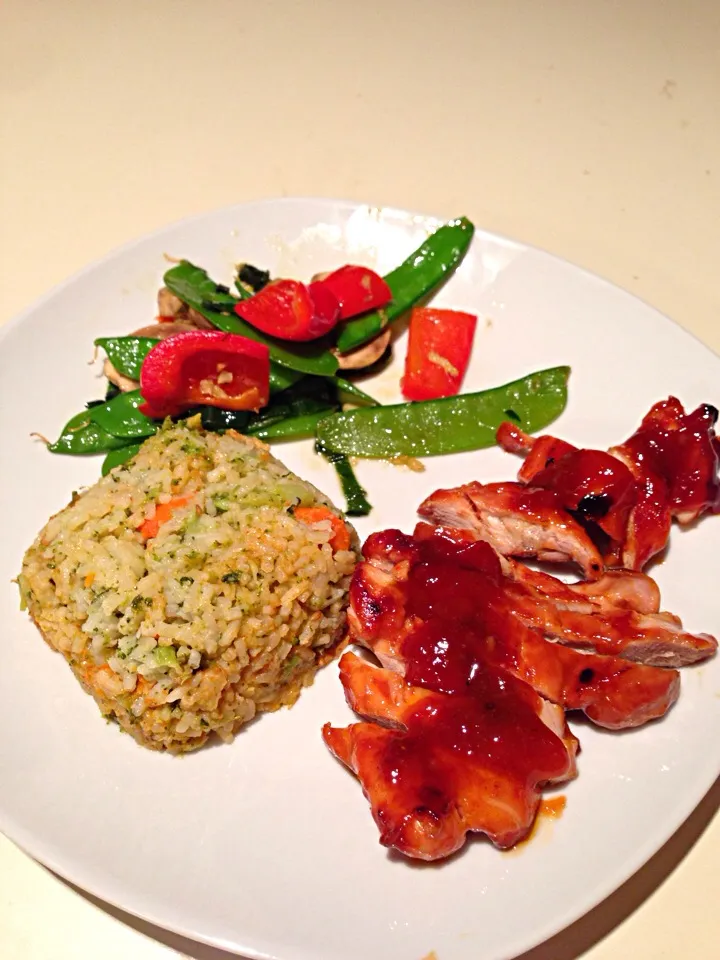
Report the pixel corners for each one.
[163,262,339,377]
[49,410,128,455]
[247,411,331,441]
[316,366,570,457]
[89,390,159,439]
[163,261,239,312]
[335,216,475,354]
[334,377,379,407]
[102,442,143,475]
[95,337,158,380]
[269,364,303,393]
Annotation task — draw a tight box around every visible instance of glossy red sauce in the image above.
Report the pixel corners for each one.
[347,531,577,853]
[377,672,569,809]
[517,435,577,484]
[376,533,571,791]
[505,794,567,854]
[498,398,719,570]
[618,400,720,518]
[391,529,665,718]
[530,449,636,544]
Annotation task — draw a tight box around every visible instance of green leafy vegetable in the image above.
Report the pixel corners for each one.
[316,442,372,516]
[236,263,271,295]
[154,646,178,667]
[334,377,379,407]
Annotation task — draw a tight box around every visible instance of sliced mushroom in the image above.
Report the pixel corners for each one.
[156,287,214,329]
[310,270,332,283]
[157,286,185,318]
[103,359,139,393]
[333,328,392,370]
[132,320,199,339]
[184,308,215,330]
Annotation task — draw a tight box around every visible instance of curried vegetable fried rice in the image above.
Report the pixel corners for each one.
[19,419,359,752]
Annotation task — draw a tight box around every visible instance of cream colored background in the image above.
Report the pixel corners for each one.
[1,1,718,958]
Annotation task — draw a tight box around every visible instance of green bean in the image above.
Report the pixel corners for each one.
[270,364,303,393]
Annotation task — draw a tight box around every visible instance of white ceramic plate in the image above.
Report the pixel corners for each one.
[1,199,718,960]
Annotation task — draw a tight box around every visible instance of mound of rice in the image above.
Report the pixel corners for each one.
[19,419,359,752]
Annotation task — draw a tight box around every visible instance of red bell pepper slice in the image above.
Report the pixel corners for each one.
[317,265,392,320]
[235,279,340,341]
[138,330,270,418]
[401,307,477,402]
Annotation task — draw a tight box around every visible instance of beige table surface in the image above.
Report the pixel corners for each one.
[1,1,718,958]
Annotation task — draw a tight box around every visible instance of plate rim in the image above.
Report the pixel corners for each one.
[1,195,719,960]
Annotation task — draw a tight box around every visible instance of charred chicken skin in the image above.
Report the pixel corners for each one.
[493,398,719,572]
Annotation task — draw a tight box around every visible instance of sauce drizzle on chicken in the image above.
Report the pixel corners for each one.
[323,397,719,863]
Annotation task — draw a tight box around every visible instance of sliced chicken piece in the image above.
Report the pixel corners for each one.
[413,528,714,666]
[502,559,661,615]
[608,447,672,570]
[528,449,637,552]
[495,421,535,453]
[500,579,716,666]
[492,617,681,728]
[350,533,681,728]
[323,651,577,859]
[496,422,577,484]
[347,535,416,672]
[497,424,636,562]
[499,399,720,570]
[419,482,604,579]
[339,649,578,784]
[612,399,720,565]
[356,581,680,729]
[612,399,719,535]
[563,570,661,614]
